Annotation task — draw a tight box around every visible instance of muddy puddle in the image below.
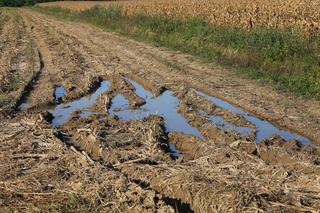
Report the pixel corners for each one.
[109,78,203,138]
[169,144,183,157]
[49,77,203,138]
[48,76,311,146]
[54,86,66,104]
[18,86,66,110]
[50,80,110,126]
[199,110,253,137]
[193,89,311,144]
[18,101,28,109]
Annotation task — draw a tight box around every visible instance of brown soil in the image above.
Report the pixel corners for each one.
[0,8,319,212]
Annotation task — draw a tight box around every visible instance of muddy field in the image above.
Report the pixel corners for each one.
[0,8,320,212]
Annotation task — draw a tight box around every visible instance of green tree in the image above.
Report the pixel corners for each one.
[0,0,55,7]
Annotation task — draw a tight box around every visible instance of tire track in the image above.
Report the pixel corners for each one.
[1,8,319,212]
[25,9,320,144]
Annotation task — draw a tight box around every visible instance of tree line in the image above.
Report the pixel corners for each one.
[0,0,58,7]
[0,0,109,7]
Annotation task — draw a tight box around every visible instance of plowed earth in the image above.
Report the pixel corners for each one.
[0,8,319,212]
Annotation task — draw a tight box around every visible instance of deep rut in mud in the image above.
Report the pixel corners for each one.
[44,76,311,145]
[193,89,311,144]
[50,80,111,126]
[17,51,44,110]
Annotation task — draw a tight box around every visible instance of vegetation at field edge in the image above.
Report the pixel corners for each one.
[34,6,320,100]
[0,0,55,7]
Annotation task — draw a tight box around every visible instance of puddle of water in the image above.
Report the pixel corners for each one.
[18,101,28,109]
[193,89,311,144]
[169,144,183,157]
[110,78,203,138]
[18,86,67,109]
[109,94,130,112]
[50,80,110,126]
[54,86,66,104]
[199,110,254,137]
[127,79,153,100]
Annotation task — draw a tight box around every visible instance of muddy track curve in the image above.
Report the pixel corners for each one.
[0,8,320,212]
[22,9,320,142]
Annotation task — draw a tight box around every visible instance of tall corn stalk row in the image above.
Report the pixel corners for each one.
[40,0,320,37]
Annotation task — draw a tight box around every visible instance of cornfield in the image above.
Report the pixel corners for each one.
[39,0,320,36]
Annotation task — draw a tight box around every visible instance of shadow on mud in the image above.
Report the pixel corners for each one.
[16,51,44,110]
[131,179,194,213]
[162,196,194,213]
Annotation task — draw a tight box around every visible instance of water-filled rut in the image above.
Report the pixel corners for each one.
[47,77,311,145]
[54,86,66,104]
[109,78,203,138]
[50,80,110,126]
[193,89,311,144]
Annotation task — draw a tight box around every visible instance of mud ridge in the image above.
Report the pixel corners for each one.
[53,123,186,212]
[15,50,43,111]
[51,115,196,212]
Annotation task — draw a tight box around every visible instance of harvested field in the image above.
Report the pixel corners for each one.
[39,0,320,36]
[0,7,320,212]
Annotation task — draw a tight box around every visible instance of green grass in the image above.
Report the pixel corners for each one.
[33,6,320,100]
[10,193,89,213]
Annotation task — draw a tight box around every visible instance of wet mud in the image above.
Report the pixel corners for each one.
[50,80,110,126]
[193,89,311,144]
[47,75,310,146]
